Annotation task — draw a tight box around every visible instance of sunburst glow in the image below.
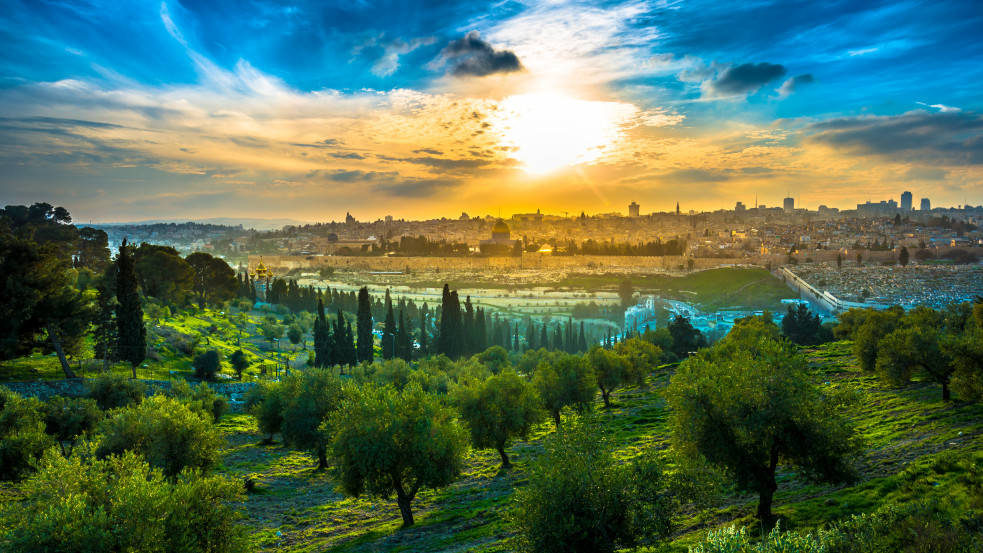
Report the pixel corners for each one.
[489,93,638,174]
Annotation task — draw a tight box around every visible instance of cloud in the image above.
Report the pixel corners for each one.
[435,31,523,77]
[353,35,437,78]
[805,110,983,165]
[777,74,815,97]
[703,62,787,96]
[903,167,948,181]
[307,169,399,183]
[374,177,462,198]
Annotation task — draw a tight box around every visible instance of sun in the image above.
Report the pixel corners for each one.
[489,93,638,174]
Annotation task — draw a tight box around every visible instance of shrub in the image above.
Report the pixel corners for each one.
[510,421,676,553]
[0,387,54,481]
[40,395,103,456]
[95,395,222,478]
[168,379,229,422]
[229,349,249,379]
[86,372,146,410]
[192,349,221,380]
[0,451,248,553]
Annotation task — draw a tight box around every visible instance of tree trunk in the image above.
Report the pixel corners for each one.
[601,388,611,408]
[316,445,328,471]
[942,379,951,402]
[757,447,780,522]
[394,482,415,526]
[131,363,137,379]
[552,410,561,428]
[45,320,76,379]
[497,445,511,468]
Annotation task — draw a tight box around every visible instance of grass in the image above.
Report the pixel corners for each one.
[206,341,983,552]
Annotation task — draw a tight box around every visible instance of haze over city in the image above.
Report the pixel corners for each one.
[1,0,982,222]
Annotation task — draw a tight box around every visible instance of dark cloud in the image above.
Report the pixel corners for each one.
[666,168,732,183]
[805,110,983,165]
[706,62,786,96]
[328,152,366,160]
[374,177,462,198]
[903,167,949,181]
[377,154,492,170]
[290,139,345,149]
[778,74,815,97]
[413,148,443,155]
[307,169,399,183]
[438,31,523,77]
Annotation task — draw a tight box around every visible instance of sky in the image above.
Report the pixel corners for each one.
[1,0,982,223]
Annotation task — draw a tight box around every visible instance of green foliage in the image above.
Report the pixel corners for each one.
[133,243,194,306]
[782,304,829,346]
[532,353,596,427]
[95,395,223,478]
[185,252,238,309]
[280,369,347,469]
[230,349,249,379]
[287,323,304,347]
[168,379,229,422]
[85,372,146,410]
[853,308,903,372]
[192,349,222,380]
[944,326,983,401]
[668,315,707,358]
[475,345,511,374]
[614,336,663,374]
[0,451,248,553]
[451,369,543,466]
[40,395,102,456]
[244,380,284,442]
[0,387,55,481]
[115,238,147,368]
[510,421,676,553]
[328,383,468,526]
[588,346,636,407]
[689,521,836,553]
[667,331,861,520]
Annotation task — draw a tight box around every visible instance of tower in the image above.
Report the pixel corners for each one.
[901,191,913,213]
[920,198,931,211]
[783,196,795,214]
[628,201,640,217]
[675,202,680,215]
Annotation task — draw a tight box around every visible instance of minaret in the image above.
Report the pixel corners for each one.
[676,202,680,215]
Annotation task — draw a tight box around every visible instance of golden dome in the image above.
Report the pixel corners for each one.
[492,220,510,235]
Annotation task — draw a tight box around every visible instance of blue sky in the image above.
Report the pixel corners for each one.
[1,0,981,221]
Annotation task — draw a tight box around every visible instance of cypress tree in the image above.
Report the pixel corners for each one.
[579,321,587,352]
[419,309,429,358]
[383,297,396,360]
[397,310,412,361]
[114,238,145,377]
[527,322,537,350]
[334,310,347,371]
[540,324,549,351]
[553,325,563,352]
[93,278,118,371]
[438,284,451,357]
[513,325,519,352]
[345,319,357,366]
[448,291,462,358]
[463,296,475,356]
[356,287,373,363]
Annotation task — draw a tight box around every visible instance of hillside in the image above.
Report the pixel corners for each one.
[212,340,983,552]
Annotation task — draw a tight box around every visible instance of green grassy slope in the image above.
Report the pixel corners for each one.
[214,340,983,552]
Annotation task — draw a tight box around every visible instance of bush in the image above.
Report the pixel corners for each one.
[168,379,229,422]
[0,387,54,481]
[40,395,103,456]
[86,372,146,410]
[192,349,221,380]
[0,451,248,553]
[95,395,223,478]
[229,349,249,379]
[510,421,676,553]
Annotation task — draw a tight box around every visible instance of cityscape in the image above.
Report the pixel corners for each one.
[2,1,983,552]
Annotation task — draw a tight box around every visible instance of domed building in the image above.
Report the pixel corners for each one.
[250,257,273,300]
[480,219,520,256]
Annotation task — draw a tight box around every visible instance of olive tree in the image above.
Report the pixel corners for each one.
[244,380,285,444]
[667,332,861,521]
[40,395,103,456]
[532,353,596,427]
[328,383,468,526]
[280,369,347,470]
[452,369,544,467]
[511,421,677,553]
[95,395,223,478]
[588,346,636,408]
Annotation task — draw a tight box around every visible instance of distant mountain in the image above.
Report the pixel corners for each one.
[93,217,312,231]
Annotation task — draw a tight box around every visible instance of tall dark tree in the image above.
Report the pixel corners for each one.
[344,319,358,366]
[579,322,588,352]
[397,310,412,361]
[115,238,146,376]
[513,325,520,352]
[184,252,238,309]
[418,309,429,358]
[75,227,111,273]
[540,324,549,351]
[314,298,333,368]
[618,278,635,315]
[463,296,475,356]
[382,295,396,360]
[781,304,823,346]
[475,308,487,352]
[899,246,910,267]
[134,244,194,307]
[92,279,118,372]
[356,287,373,363]
[438,287,463,358]
[668,315,706,358]
[527,322,538,350]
